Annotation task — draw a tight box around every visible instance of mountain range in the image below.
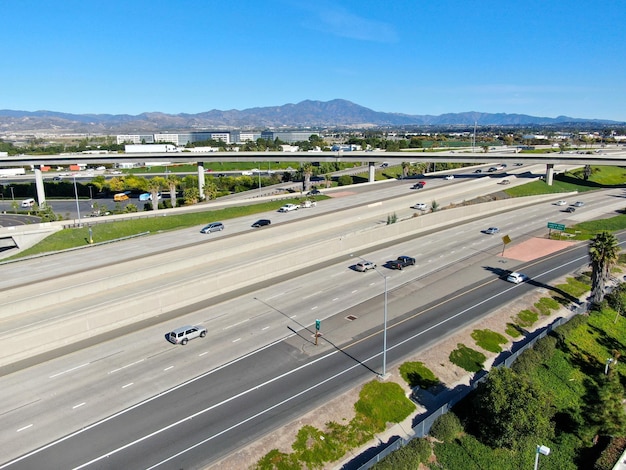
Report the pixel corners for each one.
[0,99,620,134]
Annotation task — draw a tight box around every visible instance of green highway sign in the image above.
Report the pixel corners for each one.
[547,222,566,231]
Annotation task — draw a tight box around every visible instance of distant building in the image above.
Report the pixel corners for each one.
[125,144,179,153]
[117,134,155,145]
[261,130,316,143]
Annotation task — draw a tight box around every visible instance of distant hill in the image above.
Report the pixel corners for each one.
[0,99,620,134]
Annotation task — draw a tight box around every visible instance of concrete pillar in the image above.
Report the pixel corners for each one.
[33,165,46,207]
[546,163,554,186]
[368,162,376,182]
[197,163,205,199]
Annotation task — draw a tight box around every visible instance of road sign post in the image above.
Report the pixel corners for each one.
[315,319,320,345]
[547,222,565,238]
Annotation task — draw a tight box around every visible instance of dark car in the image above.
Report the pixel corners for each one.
[565,207,576,213]
[410,181,426,189]
[307,189,321,196]
[252,219,271,228]
[389,256,416,270]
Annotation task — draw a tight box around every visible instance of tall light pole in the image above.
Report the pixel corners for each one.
[352,254,389,378]
[382,272,388,377]
[73,174,82,227]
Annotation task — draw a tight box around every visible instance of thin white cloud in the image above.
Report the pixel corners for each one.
[294,1,398,43]
[440,84,593,94]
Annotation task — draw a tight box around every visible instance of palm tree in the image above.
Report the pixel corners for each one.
[146,176,165,211]
[401,162,410,179]
[165,174,179,208]
[302,163,313,191]
[589,231,620,305]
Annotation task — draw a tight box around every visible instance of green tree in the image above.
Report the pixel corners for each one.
[183,186,200,205]
[471,367,553,449]
[203,179,219,200]
[589,231,620,305]
[592,373,626,436]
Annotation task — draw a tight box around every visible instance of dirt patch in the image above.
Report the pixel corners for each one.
[504,237,576,262]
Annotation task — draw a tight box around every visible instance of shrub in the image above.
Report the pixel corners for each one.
[399,361,440,389]
[354,381,415,432]
[515,309,539,328]
[533,334,557,358]
[505,322,523,338]
[511,348,542,377]
[373,438,431,469]
[595,436,626,470]
[534,297,560,316]
[552,314,588,347]
[254,449,300,470]
[449,344,486,372]
[471,329,508,353]
[429,412,464,443]
[337,175,352,186]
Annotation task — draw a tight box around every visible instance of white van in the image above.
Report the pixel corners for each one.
[20,198,35,208]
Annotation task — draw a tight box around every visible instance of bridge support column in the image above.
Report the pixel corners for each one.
[368,162,376,182]
[546,163,555,186]
[197,163,205,200]
[34,165,46,207]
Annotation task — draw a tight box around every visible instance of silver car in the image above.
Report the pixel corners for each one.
[168,325,207,345]
[355,261,376,272]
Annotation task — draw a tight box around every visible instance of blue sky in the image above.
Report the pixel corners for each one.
[2,0,625,120]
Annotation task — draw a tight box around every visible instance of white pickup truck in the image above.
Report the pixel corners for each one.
[278,203,299,212]
[299,200,317,208]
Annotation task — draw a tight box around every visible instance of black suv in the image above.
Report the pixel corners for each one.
[389,256,416,270]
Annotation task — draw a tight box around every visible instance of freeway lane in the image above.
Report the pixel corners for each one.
[3,235,613,470]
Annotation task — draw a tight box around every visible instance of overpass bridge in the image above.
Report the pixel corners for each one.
[2,150,625,207]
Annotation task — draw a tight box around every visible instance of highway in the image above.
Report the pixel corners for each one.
[1,166,624,468]
[1,235,614,469]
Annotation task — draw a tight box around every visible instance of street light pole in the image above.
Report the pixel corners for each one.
[382,273,388,377]
[351,254,388,378]
[73,174,82,226]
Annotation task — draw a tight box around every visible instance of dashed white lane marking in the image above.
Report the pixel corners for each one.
[49,363,90,379]
[232,338,242,343]
[122,383,133,389]
[163,366,174,371]
[17,424,33,433]
[73,402,86,409]
[109,359,145,374]
[223,318,249,330]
